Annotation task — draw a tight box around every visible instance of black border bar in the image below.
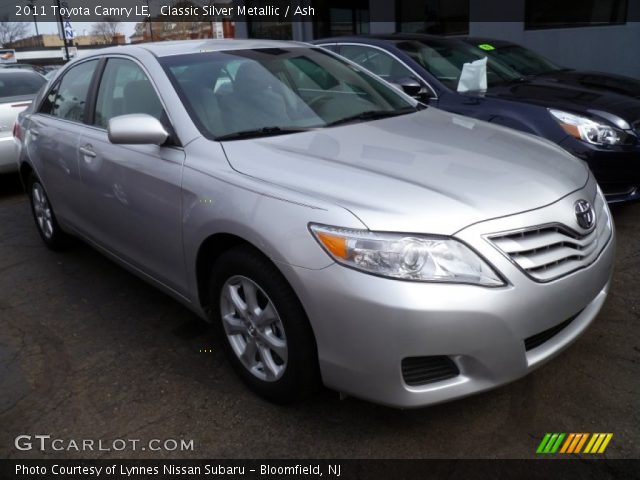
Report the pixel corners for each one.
[2,0,640,23]
[2,459,640,480]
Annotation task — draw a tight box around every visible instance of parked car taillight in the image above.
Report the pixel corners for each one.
[13,121,22,141]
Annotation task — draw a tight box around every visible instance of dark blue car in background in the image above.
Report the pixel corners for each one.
[313,34,640,203]
[461,37,640,100]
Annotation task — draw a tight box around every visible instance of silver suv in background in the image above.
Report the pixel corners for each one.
[15,40,615,408]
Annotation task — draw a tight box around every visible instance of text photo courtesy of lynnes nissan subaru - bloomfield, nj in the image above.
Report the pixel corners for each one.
[0,1,639,479]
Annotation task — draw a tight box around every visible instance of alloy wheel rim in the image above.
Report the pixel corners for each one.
[32,183,54,239]
[220,275,288,382]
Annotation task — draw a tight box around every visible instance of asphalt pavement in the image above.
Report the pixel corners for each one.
[1,172,638,459]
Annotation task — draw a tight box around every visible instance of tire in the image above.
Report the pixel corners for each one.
[209,246,320,403]
[28,173,70,250]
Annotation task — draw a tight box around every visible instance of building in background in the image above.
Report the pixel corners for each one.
[6,33,125,66]
[9,33,125,49]
[462,0,640,78]
[231,0,640,78]
[129,21,235,43]
[4,0,638,77]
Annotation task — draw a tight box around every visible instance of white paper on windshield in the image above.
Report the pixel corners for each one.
[457,57,488,93]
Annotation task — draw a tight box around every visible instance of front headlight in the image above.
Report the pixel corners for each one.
[309,224,504,286]
[549,109,628,146]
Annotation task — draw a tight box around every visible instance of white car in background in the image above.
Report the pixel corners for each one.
[0,69,46,173]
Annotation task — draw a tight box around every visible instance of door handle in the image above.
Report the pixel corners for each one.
[30,128,40,137]
[79,144,96,158]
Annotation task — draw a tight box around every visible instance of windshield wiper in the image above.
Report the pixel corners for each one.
[490,76,527,87]
[325,107,418,127]
[216,126,314,141]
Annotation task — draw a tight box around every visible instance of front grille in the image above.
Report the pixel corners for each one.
[401,356,459,386]
[524,311,581,351]
[488,192,612,282]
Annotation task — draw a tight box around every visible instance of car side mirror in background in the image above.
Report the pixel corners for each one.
[107,114,169,145]
[393,77,423,98]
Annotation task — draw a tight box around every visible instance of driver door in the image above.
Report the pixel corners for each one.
[77,56,188,295]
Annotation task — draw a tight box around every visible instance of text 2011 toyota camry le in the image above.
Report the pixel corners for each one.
[14,40,615,408]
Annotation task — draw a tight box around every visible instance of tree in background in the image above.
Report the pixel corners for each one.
[0,22,30,47]
[90,19,122,43]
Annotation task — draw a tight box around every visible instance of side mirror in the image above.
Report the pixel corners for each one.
[108,114,169,145]
[393,77,423,98]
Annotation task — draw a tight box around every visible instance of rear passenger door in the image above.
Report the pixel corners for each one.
[26,59,100,227]
[78,56,187,295]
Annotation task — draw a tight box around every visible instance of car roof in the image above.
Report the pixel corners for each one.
[89,39,312,58]
[0,68,43,77]
[375,33,467,43]
[313,33,470,47]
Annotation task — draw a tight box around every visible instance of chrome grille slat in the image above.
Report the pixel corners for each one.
[488,193,612,282]
[491,230,591,253]
[526,260,585,282]
[514,241,599,270]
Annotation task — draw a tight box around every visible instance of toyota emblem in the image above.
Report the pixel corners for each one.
[574,200,595,230]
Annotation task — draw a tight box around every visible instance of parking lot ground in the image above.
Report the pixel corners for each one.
[1,172,639,459]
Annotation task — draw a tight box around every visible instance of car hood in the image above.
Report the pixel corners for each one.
[488,80,640,130]
[221,107,589,234]
[535,70,640,100]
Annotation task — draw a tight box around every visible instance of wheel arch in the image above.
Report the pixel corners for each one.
[196,233,247,311]
[195,232,296,314]
[19,161,34,189]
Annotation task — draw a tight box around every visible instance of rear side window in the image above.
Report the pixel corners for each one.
[41,60,99,122]
[39,82,59,115]
[94,58,164,128]
[0,72,46,99]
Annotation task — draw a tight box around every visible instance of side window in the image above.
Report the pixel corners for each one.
[339,45,415,82]
[94,58,164,129]
[43,60,98,122]
[39,82,60,115]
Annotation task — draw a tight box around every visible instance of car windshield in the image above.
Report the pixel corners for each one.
[393,40,523,90]
[160,47,417,140]
[0,71,46,100]
[484,45,565,76]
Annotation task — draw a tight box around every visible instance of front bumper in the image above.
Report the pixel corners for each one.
[280,180,615,408]
[0,136,18,173]
[560,137,640,203]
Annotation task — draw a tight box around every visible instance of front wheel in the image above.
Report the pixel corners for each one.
[28,173,69,250]
[209,246,320,403]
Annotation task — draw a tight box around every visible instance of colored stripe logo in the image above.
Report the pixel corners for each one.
[537,433,613,454]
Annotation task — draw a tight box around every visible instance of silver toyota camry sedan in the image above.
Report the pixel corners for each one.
[15,40,615,408]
